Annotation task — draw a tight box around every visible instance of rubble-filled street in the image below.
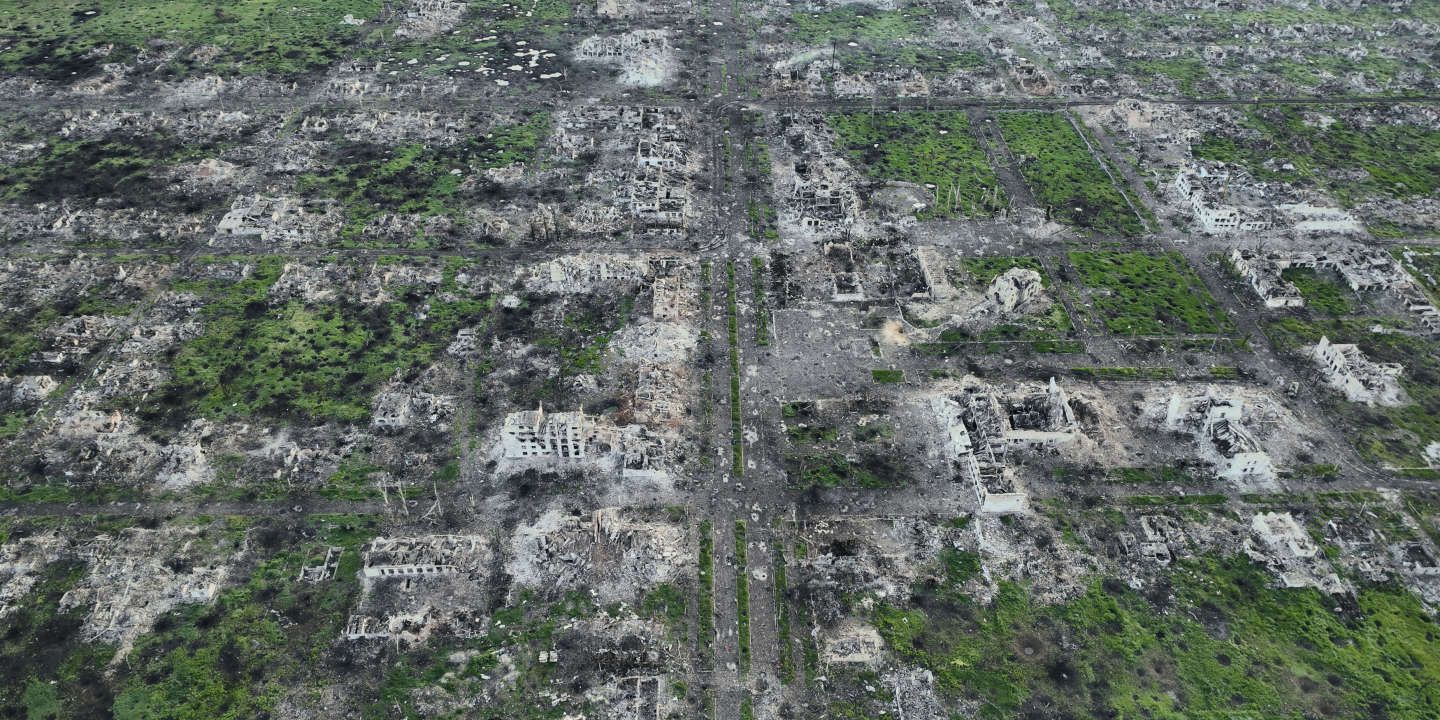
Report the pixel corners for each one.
[2,1,1440,718]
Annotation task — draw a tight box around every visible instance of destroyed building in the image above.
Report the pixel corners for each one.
[1311,336,1406,406]
[1164,389,1277,488]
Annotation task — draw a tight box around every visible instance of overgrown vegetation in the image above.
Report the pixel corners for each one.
[0,0,380,78]
[997,112,1144,235]
[297,115,550,245]
[0,135,215,209]
[1069,251,1229,335]
[828,111,1005,218]
[697,521,715,660]
[1193,106,1440,207]
[103,515,379,718]
[1266,316,1440,471]
[773,538,793,684]
[151,257,492,423]
[877,554,1440,719]
[784,6,931,44]
[726,261,743,476]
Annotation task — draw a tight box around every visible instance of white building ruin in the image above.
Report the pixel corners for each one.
[1311,336,1405,406]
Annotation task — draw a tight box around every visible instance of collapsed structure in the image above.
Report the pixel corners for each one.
[938,377,1086,514]
[1230,245,1440,334]
[1311,336,1406,406]
[1164,389,1277,489]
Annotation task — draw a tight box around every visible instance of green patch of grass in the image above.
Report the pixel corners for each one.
[361,588,595,719]
[640,582,687,640]
[1193,107,1440,205]
[297,115,548,244]
[697,521,715,660]
[959,256,1046,285]
[0,558,115,719]
[836,45,985,76]
[1069,251,1228,335]
[996,112,1144,235]
[1110,466,1198,485]
[751,257,770,345]
[1208,365,1242,380]
[0,0,380,79]
[875,554,1440,719]
[828,111,1005,218]
[1124,493,1226,507]
[0,135,214,206]
[784,6,930,44]
[152,257,493,423]
[787,452,903,489]
[1071,366,1176,381]
[319,457,387,501]
[111,518,377,719]
[1396,246,1440,304]
[871,368,904,383]
[1265,316,1440,469]
[727,262,743,476]
[1281,267,1353,316]
[773,539,793,684]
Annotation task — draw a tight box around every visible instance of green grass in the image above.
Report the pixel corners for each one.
[871,369,904,383]
[1069,251,1228,335]
[773,539,793,684]
[784,6,930,44]
[105,515,378,719]
[1396,246,1440,304]
[697,521,715,660]
[0,276,139,376]
[787,452,903,490]
[639,582,688,640]
[360,588,596,720]
[1208,365,1242,380]
[1109,466,1199,485]
[751,257,770,346]
[0,557,115,719]
[1281,267,1353,316]
[959,256,1046,285]
[876,554,1440,719]
[1071,366,1177,381]
[828,111,1005,218]
[1193,107,1440,206]
[727,262,743,477]
[996,112,1144,235]
[916,258,1079,354]
[297,115,549,245]
[835,45,985,76]
[0,136,213,206]
[152,257,492,423]
[0,0,380,78]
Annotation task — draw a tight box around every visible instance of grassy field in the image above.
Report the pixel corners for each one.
[0,0,379,77]
[1069,251,1228,335]
[782,401,904,489]
[876,554,1440,719]
[297,114,549,245]
[1280,267,1354,316]
[829,111,1004,219]
[784,6,931,44]
[0,135,214,208]
[1193,107,1440,205]
[996,112,1145,235]
[149,257,492,423]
